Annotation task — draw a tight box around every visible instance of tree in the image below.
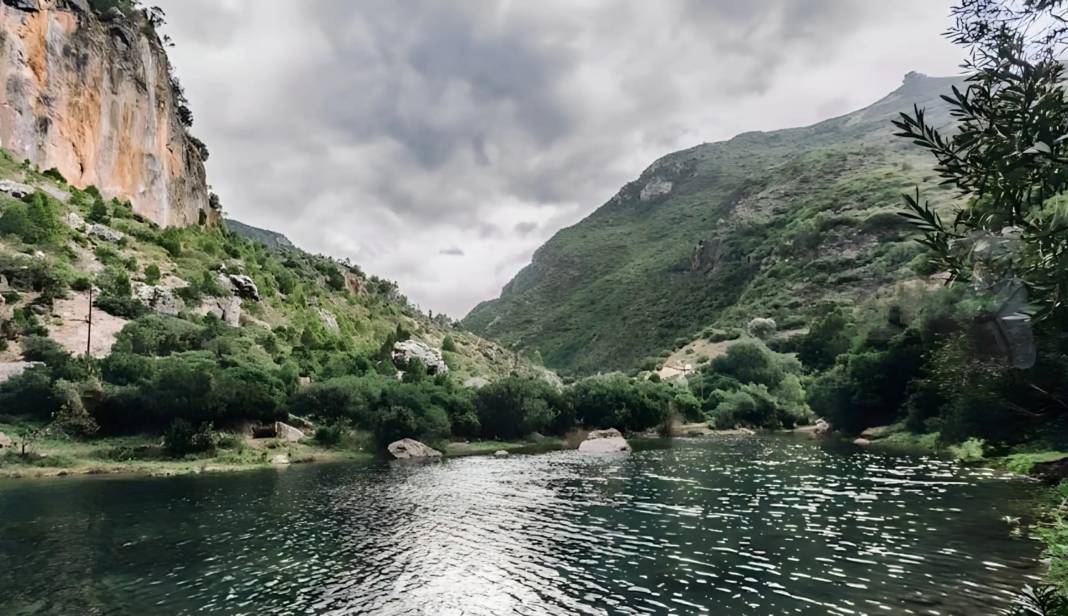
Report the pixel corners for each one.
[893,0,1068,319]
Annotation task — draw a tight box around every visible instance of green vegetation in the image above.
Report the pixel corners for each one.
[464,72,960,375]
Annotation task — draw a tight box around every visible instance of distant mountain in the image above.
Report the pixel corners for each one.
[464,73,963,375]
[225,219,297,251]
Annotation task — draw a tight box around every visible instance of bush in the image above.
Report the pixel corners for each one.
[474,376,563,439]
[144,264,162,285]
[162,419,215,457]
[566,374,673,432]
[314,424,344,446]
[442,335,457,352]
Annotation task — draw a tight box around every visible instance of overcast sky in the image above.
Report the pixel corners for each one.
[154,0,964,318]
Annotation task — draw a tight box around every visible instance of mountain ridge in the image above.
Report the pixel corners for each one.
[463,73,964,375]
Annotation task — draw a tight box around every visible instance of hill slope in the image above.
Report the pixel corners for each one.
[463,73,963,375]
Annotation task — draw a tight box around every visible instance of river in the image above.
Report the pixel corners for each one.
[0,435,1044,615]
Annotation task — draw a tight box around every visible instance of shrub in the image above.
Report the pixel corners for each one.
[314,424,344,446]
[144,264,161,285]
[474,376,563,439]
[0,192,65,245]
[162,419,215,457]
[442,335,457,352]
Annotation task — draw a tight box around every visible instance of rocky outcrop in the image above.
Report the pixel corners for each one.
[639,178,673,201]
[64,211,85,230]
[133,282,183,316]
[0,431,11,449]
[0,1,214,227]
[88,223,123,243]
[392,340,448,375]
[578,428,631,453]
[0,361,43,384]
[387,438,442,459]
[225,274,260,301]
[196,296,242,327]
[0,179,33,198]
[463,376,490,389]
[316,307,339,332]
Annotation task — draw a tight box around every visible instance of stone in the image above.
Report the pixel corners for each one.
[269,454,290,466]
[286,414,315,431]
[639,177,673,201]
[860,425,894,440]
[463,377,490,389]
[494,450,509,457]
[388,438,442,460]
[392,340,449,375]
[273,421,305,443]
[1,0,39,13]
[226,274,260,301]
[813,418,832,436]
[0,361,43,384]
[64,212,86,231]
[0,432,12,448]
[316,307,339,331]
[61,0,91,13]
[852,437,872,446]
[578,428,631,453]
[198,296,242,327]
[88,224,124,243]
[132,282,184,316]
[0,179,33,198]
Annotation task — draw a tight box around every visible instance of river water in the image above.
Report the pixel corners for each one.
[0,436,1045,615]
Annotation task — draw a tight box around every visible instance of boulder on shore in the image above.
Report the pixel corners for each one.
[578,428,631,453]
[852,437,872,446]
[388,438,442,459]
[270,454,290,466]
[274,421,305,443]
[812,418,832,437]
[494,450,509,457]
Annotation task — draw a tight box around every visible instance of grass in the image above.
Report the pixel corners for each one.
[0,419,373,479]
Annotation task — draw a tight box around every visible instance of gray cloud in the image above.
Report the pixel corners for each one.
[155,0,962,317]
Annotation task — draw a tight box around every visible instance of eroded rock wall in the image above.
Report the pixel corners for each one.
[0,0,214,227]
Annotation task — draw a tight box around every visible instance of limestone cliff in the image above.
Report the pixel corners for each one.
[0,0,214,227]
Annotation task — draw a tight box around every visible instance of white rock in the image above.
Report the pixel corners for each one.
[463,377,490,389]
[273,421,305,443]
[270,454,290,465]
[226,274,260,301]
[88,223,124,243]
[392,340,449,375]
[0,179,33,199]
[578,428,631,453]
[316,307,339,331]
[0,432,12,448]
[132,282,184,316]
[639,178,673,201]
[0,361,43,385]
[853,437,872,446]
[494,450,509,457]
[387,438,442,459]
[64,212,85,231]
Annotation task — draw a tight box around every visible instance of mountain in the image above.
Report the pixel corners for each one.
[0,0,214,227]
[464,72,963,375]
[225,219,297,251]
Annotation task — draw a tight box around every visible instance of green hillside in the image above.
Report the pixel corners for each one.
[464,73,964,375]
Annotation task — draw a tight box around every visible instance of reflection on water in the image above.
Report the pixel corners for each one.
[0,436,1043,615]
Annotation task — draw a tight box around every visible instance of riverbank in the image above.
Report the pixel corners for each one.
[0,420,576,480]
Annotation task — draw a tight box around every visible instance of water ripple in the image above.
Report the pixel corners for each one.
[0,436,1043,615]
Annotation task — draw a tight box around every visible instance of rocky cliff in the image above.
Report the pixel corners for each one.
[0,0,214,227]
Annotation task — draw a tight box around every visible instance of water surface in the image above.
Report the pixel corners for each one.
[0,436,1043,615]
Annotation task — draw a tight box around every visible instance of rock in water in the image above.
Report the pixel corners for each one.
[273,421,305,443]
[578,428,631,453]
[388,438,442,459]
[392,340,449,375]
[852,437,872,446]
[494,450,509,457]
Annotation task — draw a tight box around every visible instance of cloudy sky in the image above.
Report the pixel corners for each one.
[154,0,963,318]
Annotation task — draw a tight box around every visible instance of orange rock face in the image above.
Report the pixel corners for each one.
[0,1,215,227]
